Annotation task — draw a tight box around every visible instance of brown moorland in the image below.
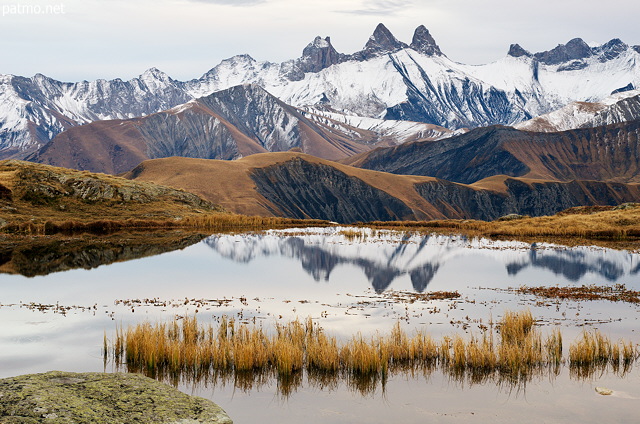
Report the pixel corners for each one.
[0,159,328,234]
[124,152,640,226]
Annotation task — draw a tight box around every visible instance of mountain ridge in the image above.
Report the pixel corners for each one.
[25,84,453,174]
[2,24,639,159]
[345,120,640,184]
[124,153,640,223]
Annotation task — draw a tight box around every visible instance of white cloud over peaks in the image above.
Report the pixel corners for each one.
[184,0,266,5]
[339,0,413,15]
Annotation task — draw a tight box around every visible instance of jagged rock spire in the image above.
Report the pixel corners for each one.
[410,25,443,56]
[362,23,408,55]
[299,36,341,73]
[507,44,531,58]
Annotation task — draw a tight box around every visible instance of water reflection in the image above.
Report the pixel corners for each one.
[506,248,625,281]
[0,231,207,277]
[204,229,640,293]
[117,349,635,399]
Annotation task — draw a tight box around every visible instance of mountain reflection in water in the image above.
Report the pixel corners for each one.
[204,229,639,293]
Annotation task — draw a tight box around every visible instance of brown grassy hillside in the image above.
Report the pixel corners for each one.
[124,153,640,224]
[0,160,329,234]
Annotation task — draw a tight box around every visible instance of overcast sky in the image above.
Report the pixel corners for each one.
[1,0,639,82]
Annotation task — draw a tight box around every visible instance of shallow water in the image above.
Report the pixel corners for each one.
[1,227,639,423]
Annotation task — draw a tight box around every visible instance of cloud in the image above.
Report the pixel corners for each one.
[339,0,413,15]
[184,0,266,6]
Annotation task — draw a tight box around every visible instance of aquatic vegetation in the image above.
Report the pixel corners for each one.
[106,310,639,397]
[515,284,640,304]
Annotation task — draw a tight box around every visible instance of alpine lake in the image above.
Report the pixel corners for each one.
[1,227,639,423]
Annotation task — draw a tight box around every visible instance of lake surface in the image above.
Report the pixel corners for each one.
[1,227,639,423]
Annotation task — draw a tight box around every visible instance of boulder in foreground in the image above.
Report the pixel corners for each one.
[0,371,232,423]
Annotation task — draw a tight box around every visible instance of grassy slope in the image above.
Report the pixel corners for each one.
[124,152,449,219]
[366,204,640,246]
[0,160,221,227]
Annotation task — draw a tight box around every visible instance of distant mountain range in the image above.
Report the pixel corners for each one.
[26,84,453,174]
[2,23,640,159]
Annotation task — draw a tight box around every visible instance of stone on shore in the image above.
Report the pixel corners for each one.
[0,371,232,423]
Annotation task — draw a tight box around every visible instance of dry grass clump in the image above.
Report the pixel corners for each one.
[569,330,638,378]
[3,214,330,235]
[108,311,638,396]
[339,229,366,241]
[365,203,640,242]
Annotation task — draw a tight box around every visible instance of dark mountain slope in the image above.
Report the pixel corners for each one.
[346,120,640,184]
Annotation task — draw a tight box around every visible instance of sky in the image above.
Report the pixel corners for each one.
[1,0,639,82]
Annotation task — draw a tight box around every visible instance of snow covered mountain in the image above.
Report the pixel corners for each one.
[27,84,454,174]
[2,23,640,159]
[515,88,640,132]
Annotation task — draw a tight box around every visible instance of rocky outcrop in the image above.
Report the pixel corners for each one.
[0,371,232,423]
[250,157,414,223]
[507,44,532,58]
[6,160,214,208]
[298,36,342,73]
[533,38,593,65]
[410,25,443,56]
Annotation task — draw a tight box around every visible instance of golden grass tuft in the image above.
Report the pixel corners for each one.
[109,312,638,396]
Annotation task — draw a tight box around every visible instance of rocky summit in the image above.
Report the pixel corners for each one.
[0,371,233,423]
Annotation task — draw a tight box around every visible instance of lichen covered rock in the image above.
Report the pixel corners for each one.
[0,371,232,423]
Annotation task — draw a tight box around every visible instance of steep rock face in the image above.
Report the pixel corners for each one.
[410,25,443,56]
[416,178,640,221]
[507,44,531,58]
[250,157,414,222]
[348,120,640,184]
[351,23,409,61]
[298,36,342,73]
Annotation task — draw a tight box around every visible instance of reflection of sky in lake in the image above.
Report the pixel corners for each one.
[1,227,639,423]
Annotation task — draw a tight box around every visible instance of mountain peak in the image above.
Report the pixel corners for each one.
[595,38,629,61]
[141,67,170,81]
[507,44,531,58]
[299,36,341,73]
[534,38,592,65]
[363,23,408,54]
[410,25,443,56]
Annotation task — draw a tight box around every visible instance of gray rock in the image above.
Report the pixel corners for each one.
[534,38,593,65]
[0,371,232,424]
[507,44,531,58]
[410,25,443,56]
[298,36,342,73]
